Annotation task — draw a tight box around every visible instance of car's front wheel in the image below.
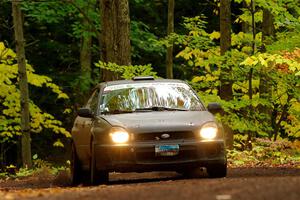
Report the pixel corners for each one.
[207,162,227,178]
[90,140,109,185]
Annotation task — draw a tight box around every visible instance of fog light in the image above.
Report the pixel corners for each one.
[199,122,218,139]
[110,127,129,143]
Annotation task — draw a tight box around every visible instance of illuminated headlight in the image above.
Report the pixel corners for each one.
[199,122,218,140]
[110,127,129,143]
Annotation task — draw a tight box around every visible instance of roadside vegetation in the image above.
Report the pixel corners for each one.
[228,138,300,167]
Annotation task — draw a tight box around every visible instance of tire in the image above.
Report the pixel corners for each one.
[90,140,109,185]
[70,142,84,185]
[207,163,227,178]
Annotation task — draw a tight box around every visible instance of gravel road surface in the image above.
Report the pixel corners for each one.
[0,167,299,200]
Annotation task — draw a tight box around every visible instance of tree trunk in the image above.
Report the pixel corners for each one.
[241,1,251,33]
[12,1,32,168]
[245,0,256,150]
[78,2,94,104]
[166,0,174,79]
[259,8,274,136]
[80,37,92,77]
[261,8,274,48]
[99,0,131,81]
[220,0,231,57]
[220,0,233,149]
[80,8,92,79]
[273,95,291,141]
[250,0,256,54]
[220,0,232,100]
[249,0,256,102]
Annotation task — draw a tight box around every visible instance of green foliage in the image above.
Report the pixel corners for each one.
[240,52,300,138]
[95,61,159,80]
[234,0,300,29]
[1,160,69,179]
[161,16,214,51]
[171,11,300,141]
[21,0,100,39]
[21,1,75,24]
[228,138,300,167]
[0,151,70,179]
[131,20,164,58]
[0,42,71,144]
[267,26,300,53]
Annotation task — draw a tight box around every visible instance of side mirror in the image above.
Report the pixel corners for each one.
[77,108,93,118]
[207,102,222,114]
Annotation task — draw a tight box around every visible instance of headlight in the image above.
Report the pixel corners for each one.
[110,127,129,143]
[199,122,218,140]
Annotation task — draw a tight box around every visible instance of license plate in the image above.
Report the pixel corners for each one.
[155,144,179,156]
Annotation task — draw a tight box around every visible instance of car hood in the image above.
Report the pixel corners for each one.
[100,111,216,133]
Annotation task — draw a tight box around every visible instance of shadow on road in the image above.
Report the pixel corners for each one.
[109,167,300,185]
[108,172,184,185]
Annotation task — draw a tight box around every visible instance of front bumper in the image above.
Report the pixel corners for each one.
[94,139,226,172]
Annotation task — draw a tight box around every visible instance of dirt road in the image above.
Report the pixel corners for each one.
[0,167,300,200]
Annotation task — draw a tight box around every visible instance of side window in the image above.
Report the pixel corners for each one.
[86,89,100,113]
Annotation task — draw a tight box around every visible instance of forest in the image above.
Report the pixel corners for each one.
[0,0,300,174]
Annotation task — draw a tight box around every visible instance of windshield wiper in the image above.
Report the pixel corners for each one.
[101,110,134,115]
[135,106,188,112]
[101,107,188,114]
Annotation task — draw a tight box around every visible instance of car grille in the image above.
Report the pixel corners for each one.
[134,131,195,142]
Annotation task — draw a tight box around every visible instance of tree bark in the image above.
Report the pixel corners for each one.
[80,0,96,92]
[248,0,256,102]
[12,1,32,168]
[220,0,233,149]
[220,0,232,100]
[245,0,256,150]
[262,8,274,47]
[259,8,274,136]
[220,0,231,56]
[166,0,174,79]
[241,1,251,33]
[80,8,92,79]
[100,0,131,81]
[250,0,256,55]
[273,94,291,141]
[80,34,92,78]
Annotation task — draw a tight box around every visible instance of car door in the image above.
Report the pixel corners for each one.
[72,89,100,170]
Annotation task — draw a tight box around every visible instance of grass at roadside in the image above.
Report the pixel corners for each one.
[0,157,70,185]
[228,138,300,168]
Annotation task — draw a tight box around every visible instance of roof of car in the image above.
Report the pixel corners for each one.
[100,78,186,87]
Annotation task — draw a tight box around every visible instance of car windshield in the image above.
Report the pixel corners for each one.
[99,82,204,114]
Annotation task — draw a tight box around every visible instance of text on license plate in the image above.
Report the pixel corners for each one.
[155,144,179,156]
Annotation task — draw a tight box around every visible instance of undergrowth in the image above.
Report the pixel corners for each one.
[0,154,70,180]
[227,138,300,167]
